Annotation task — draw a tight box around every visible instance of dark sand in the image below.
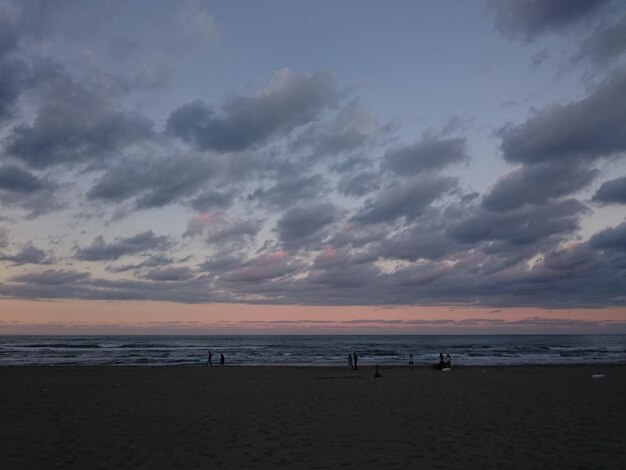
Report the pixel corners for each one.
[1,365,625,469]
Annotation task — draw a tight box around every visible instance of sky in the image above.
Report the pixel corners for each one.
[0,0,625,335]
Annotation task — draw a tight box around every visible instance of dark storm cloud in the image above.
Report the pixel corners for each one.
[382,136,468,175]
[0,242,51,266]
[498,69,626,164]
[591,176,626,204]
[337,171,380,197]
[589,222,626,251]
[0,165,47,193]
[5,62,154,169]
[352,176,457,224]
[88,153,215,209]
[166,69,338,152]
[276,203,337,244]
[75,231,172,261]
[448,199,587,245]
[248,174,328,208]
[576,13,626,65]
[492,0,609,41]
[482,162,598,211]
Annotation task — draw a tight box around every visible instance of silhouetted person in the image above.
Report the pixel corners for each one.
[374,364,382,378]
[348,353,354,370]
[439,352,445,370]
[206,350,212,366]
[220,353,225,366]
[353,352,358,370]
[445,353,451,369]
[409,354,414,370]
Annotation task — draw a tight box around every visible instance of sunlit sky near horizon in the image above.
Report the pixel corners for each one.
[1,0,625,334]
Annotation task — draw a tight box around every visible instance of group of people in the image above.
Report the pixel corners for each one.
[437,352,452,370]
[346,352,359,370]
[205,351,225,366]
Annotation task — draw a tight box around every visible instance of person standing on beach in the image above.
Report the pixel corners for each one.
[353,352,358,370]
[409,354,414,370]
[220,353,225,366]
[206,351,212,366]
[445,353,451,369]
[348,353,354,370]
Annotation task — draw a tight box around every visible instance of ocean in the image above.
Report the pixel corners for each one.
[1,335,624,366]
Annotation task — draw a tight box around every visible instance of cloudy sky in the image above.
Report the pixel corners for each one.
[1,0,625,334]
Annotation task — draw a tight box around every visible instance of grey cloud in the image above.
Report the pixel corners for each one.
[184,214,261,246]
[0,10,28,124]
[105,255,175,273]
[530,49,550,70]
[382,136,468,175]
[591,176,626,205]
[482,162,598,211]
[248,174,328,208]
[352,176,457,224]
[144,266,194,281]
[167,69,338,152]
[576,13,626,65]
[223,251,298,283]
[189,190,234,212]
[0,166,63,216]
[0,228,8,247]
[376,222,456,261]
[10,269,90,286]
[88,153,215,209]
[197,254,245,273]
[0,165,47,193]
[5,65,153,169]
[499,69,626,165]
[0,242,51,266]
[448,199,587,245]
[206,219,261,244]
[276,203,337,244]
[75,231,172,261]
[492,0,609,41]
[337,171,380,197]
[294,100,380,157]
[542,244,596,271]
[589,222,626,251]
[308,261,383,289]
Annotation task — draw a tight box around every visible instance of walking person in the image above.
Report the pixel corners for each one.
[206,350,212,366]
[353,352,358,370]
[445,353,451,369]
[220,353,225,366]
[348,353,354,370]
[409,354,414,370]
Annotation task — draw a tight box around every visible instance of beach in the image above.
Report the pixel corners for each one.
[1,365,624,469]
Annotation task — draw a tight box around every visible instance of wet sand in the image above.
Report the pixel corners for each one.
[1,365,625,469]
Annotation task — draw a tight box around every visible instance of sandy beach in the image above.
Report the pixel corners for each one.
[1,365,624,469]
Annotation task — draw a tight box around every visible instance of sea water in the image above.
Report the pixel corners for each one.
[1,335,624,366]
